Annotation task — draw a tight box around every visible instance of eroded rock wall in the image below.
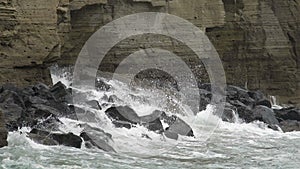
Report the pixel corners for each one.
[0,0,60,86]
[0,0,299,104]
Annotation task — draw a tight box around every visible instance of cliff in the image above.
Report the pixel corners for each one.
[0,0,299,105]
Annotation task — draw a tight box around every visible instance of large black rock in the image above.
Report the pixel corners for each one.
[275,107,300,121]
[140,110,164,133]
[105,106,140,124]
[28,129,82,148]
[160,112,194,139]
[279,120,300,132]
[252,106,280,130]
[80,124,115,152]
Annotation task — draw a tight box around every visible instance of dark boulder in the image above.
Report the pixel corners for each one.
[105,106,140,124]
[80,124,115,152]
[255,99,272,108]
[0,84,20,93]
[140,110,164,133]
[226,85,249,100]
[105,107,164,132]
[274,107,300,121]
[144,118,164,133]
[0,90,25,109]
[0,110,8,148]
[229,100,253,123]
[160,112,194,138]
[112,120,132,129]
[222,107,237,123]
[164,130,179,140]
[248,90,266,102]
[85,100,102,110]
[279,120,300,132]
[0,90,25,131]
[252,106,279,130]
[226,85,255,107]
[28,129,82,148]
[50,81,72,103]
[31,104,61,117]
[0,104,23,131]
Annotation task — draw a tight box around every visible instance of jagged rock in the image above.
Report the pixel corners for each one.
[50,81,71,102]
[0,110,8,148]
[80,124,115,152]
[279,120,300,132]
[226,85,254,106]
[0,83,76,131]
[28,129,82,148]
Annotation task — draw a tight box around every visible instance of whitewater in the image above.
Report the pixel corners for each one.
[0,69,299,169]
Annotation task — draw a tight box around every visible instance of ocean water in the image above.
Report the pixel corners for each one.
[0,71,299,169]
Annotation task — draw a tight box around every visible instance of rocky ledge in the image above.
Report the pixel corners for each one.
[0,81,299,149]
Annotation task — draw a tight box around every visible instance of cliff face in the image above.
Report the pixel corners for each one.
[0,0,299,105]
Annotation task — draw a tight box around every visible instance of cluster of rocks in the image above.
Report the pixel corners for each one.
[199,84,300,132]
[0,80,195,151]
[0,81,299,150]
[105,106,194,140]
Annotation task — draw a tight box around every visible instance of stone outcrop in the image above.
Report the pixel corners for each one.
[0,0,299,105]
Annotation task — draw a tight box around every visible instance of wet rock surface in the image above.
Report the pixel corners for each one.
[0,81,300,150]
[105,106,193,139]
[28,129,82,148]
[200,84,300,131]
[80,124,115,152]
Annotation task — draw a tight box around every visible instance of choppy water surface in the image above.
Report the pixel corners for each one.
[0,71,299,169]
[1,123,299,169]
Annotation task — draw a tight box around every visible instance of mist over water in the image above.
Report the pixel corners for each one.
[0,69,299,169]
